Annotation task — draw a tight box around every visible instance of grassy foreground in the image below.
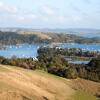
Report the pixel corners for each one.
[0,64,99,100]
[73,91,100,100]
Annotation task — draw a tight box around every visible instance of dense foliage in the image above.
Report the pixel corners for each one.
[38,47,100,58]
[87,57,100,81]
[37,47,100,82]
[0,47,99,82]
[0,56,37,69]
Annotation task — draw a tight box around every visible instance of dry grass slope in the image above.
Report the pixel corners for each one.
[17,31,52,40]
[0,65,99,100]
[72,78,100,95]
[0,65,75,100]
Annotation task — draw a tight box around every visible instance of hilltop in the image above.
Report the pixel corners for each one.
[0,65,99,100]
[0,30,100,45]
[17,31,52,40]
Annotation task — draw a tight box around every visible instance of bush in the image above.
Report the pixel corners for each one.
[64,67,78,79]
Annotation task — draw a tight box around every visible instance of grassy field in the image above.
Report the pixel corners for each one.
[73,90,100,100]
[0,65,74,100]
[0,64,99,100]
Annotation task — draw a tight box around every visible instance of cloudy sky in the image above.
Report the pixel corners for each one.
[0,0,100,29]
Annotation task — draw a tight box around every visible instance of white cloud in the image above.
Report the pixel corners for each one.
[16,14,37,22]
[29,14,37,19]
[0,1,3,6]
[83,0,91,4]
[42,6,54,15]
[58,16,66,23]
[71,15,82,22]
[40,16,49,22]
[0,1,18,14]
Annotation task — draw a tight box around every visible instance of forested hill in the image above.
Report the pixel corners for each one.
[0,31,100,45]
[0,31,47,45]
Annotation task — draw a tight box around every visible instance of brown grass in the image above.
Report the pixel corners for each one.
[17,31,52,40]
[0,65,74,100]
[0,65,99,100]
[71,78,100,95]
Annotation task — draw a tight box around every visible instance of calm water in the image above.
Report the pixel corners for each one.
[0,43,100,58]
[0,44,45,58]
[69,61,89,64]
[69,33,100,38]
[58,43,100,51]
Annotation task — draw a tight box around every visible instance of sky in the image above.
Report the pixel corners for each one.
[0,0,100,29]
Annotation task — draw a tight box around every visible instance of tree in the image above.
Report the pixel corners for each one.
[64,67,78,79]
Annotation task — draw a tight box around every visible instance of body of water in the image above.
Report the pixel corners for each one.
[0,43,100,58]
[0,43,100,64]
[0,44,45,58]
[58,43,100,51]
[69,60,89,64]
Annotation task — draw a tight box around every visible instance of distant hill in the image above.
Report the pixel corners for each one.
[17,31,52,40]
[33,28,100,33]
[0,28,100,38]
[0,30,100,45]
[33,28,100,38]
[0,27,100,33]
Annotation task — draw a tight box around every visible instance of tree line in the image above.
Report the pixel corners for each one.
[37,47,100,82]
[0,47,99,82]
